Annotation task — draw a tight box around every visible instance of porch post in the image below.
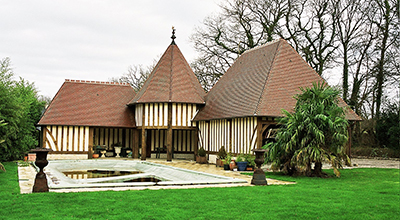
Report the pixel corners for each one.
[167,102,173,161]
[256,117,263,149]
[193,123,199,160]
[88,127,94,159]
[41,126,46,148]
[133,129,139,159]
[141,106,146,161]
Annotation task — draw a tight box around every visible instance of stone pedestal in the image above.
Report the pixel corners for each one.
[251,149,268,185]
[30,148,52,193]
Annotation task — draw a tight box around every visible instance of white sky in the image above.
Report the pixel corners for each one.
[0,0,222,98]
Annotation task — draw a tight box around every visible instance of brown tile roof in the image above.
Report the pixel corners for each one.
[129,43,205,104]
[38,80,136,127]
[193,39,361,121]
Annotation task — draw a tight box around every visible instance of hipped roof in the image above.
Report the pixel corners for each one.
[38,80,136,127]
[129,43,205,105]
[193,39,361,121]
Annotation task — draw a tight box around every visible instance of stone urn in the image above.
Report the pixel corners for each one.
[30,148,52,192]
[251,149,268,185]
[114,146,122,157]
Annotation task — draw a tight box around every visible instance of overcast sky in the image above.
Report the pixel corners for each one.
[0,0,222,98]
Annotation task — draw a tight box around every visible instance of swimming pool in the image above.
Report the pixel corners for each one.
[45,160,247,189]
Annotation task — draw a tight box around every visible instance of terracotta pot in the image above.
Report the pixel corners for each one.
[196,156,207,164]
[92,154,99,158]
[229,159,236,170]
[216,158,224,167]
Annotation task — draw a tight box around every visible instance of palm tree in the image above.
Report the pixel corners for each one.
[265,82,349,177]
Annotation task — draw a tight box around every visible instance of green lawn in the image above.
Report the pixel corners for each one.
[0,162,399,220]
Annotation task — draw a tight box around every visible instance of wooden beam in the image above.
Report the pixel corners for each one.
[256,117,263,149]
[41,126,46,148]
[167,102,173,161]
[193,122,199,160]
[133,129,139,159]
[228,119,232,153]
[88,127,94,159]
[141,106,146,161]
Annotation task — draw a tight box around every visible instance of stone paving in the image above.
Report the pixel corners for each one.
[17,159,294,194]
[18,157,398,194]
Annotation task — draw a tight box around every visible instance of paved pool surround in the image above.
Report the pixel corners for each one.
[46,160,247,189]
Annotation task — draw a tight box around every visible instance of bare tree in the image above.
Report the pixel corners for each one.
[369,0,399,118]
[281,0,339,76]
[190,0,288,90]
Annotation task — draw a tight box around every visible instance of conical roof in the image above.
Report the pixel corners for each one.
[129,42,205,105]
[193,39,361,121]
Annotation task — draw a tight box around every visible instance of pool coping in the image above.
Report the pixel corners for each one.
[18,159,295,193]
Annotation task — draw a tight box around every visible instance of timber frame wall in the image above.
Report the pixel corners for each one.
[42,125,90,153]
[198,117,276,154]
[134,103,200,161]
[42,126,135,155]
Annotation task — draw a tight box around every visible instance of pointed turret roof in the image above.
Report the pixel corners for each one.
[193,39,361,121]
[129,30,205,105]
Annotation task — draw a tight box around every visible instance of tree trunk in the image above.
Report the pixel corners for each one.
[375,0,391,118]
[314,161,323,174]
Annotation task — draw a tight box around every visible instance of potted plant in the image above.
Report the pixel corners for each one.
[244,153,256,171]
[216,146,227,167]
[236,153,248,171]
[223,154,231,170]
[92,145,102,158]
[196,147,207,164]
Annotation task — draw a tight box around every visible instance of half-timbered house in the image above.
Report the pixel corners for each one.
[37,80,136,158]
[37,35,360,161]
[193,39,361,155]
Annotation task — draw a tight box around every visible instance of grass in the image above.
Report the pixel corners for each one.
[1,162,399,220]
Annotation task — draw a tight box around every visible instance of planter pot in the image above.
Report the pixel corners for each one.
[196,156,208,164]
[229,159,236,170]
[216,158,224,167]
[223,164,230,170]
[92,154,99,158]
[236,161,248,171]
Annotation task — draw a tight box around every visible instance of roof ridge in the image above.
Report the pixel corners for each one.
[175,46,206,103]
[242,38,281,56]
[253,40,281,115]
[65,79,131,86]
[169,45,174,102]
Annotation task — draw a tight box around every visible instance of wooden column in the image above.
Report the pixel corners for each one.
[207,121,211,152]
[256,117,263,149]
[133,129,139,159]
[41,126,46,148]
[166,102,173,161]
[228,119,232,153]
[193,123,199,160]
[141,106,146,160]
[88,127,94,159]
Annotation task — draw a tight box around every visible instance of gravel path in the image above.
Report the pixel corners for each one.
[345,158,399,169]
